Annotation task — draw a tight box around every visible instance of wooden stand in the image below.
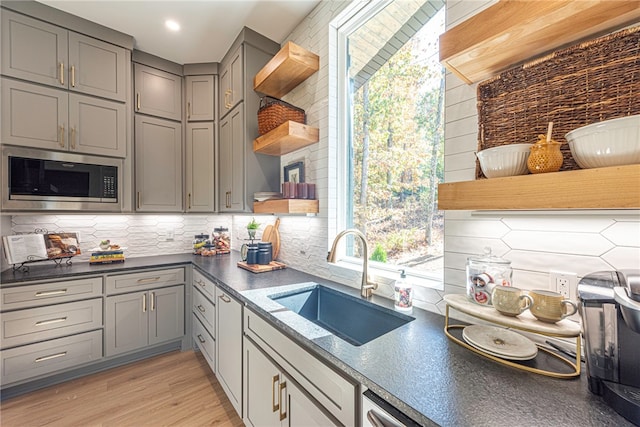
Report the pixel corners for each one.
[237,261,286,273]
[444,294,581,379]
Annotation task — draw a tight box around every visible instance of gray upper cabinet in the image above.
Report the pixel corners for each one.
[219,45,243,118]
[68,32,127,102]
[186,75,214,122]
[219,104,245,212]
[135,114,183,212]
[1,78,126,157]
[134,63,182,121]
[1,10,68,88]
[1,9,127,102]
[186,122,215,212]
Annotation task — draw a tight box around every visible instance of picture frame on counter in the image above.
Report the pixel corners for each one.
[284,161,304,183]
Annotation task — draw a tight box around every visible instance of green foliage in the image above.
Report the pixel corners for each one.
[369,243,387,263]
[246,217,260,229]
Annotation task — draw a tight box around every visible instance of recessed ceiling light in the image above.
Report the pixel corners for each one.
[165,19,180,32]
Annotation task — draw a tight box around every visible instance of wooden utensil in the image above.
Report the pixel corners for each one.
[261,217,281,259]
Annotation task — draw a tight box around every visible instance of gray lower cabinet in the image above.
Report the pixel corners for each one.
[186,122,215,212]
[244,338,336,427]
[186,75,214,122]
[1,78,126,157]
[1,9,128,102]
[135,115,183,211]
[215,286,243,416]
[134,63,182,121]
[105,285,184,357]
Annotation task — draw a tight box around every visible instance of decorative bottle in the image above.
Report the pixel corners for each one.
[394,269,413,312]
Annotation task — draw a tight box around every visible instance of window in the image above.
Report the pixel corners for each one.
[335,0,445,286]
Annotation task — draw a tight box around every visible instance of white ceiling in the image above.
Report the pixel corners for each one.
[37,0,321,65]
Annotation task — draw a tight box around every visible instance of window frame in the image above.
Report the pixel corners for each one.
[330,0,444,290]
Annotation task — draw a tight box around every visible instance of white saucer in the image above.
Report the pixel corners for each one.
[462,324,538,361]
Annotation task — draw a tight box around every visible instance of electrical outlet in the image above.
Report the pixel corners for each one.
[550,271,577,300]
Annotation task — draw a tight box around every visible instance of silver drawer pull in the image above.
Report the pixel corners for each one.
[219,294,231,303]
[36,317,67,326]
[195,279,205,287]
[35,289,68,297]
[197,334,206,344]
[197,304,206,313]
[137,277,161,284]
[35,351,67,363]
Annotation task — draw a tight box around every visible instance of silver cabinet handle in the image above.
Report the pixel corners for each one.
[197,334,206,344]
[71,65,76,87]
[35,289,67,297]
[150,291,155,311]
[197,304,206,313]
[142,293,147,312]
[187,101,191,119]
[35,317,67,326]
[36,351,67,363]
[219,294,231,303]
[188,193,191,210]
[136,92,141,110]
[59,62,64,85]
[137,192,141,209]
[136,277,160,284]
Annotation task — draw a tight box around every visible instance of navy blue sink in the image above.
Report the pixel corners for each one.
[269,284,414,346]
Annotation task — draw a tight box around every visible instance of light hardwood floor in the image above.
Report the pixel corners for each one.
[0,350,244,427]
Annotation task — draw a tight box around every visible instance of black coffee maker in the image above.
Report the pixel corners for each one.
[578,270,640,426]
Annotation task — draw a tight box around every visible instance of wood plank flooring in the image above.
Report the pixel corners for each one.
[0,350,244,427]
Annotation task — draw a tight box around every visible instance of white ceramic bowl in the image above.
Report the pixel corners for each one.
[565,115,640,169]
[476,144,532,178]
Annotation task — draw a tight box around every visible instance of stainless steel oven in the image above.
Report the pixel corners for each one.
[2,146,122,212]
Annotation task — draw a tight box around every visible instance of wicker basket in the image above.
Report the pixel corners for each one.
[258,97,306,135]
[476,26,640,179]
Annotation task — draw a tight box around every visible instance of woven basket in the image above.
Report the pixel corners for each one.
[476,26,640,179]
[258,97,306,135]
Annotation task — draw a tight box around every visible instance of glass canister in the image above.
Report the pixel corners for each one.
[193,233,210,255]
[527,134,563,174]
[213,227,230,253]
[466,247,513,306]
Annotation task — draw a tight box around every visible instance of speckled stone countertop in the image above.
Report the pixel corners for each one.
[1,253,633,426]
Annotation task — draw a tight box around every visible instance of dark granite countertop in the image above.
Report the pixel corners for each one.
[1,253,632,426]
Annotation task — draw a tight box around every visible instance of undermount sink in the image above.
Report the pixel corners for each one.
[269,284,414,346]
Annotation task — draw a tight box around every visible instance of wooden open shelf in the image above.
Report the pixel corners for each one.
[253,199,319,214]
[438,164,640,210]
[253,121,319,156]
[254,41,320,98]
[439,0,640,84]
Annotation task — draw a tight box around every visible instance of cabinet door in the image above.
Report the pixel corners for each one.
[134,63,182,121]
[105,291,148,356]
[1,10,68,88]
[68,32,127,102]
[219,65,230,117]
[285,376,337,427]
[219,104,244,212]
[185,122,215,212]
[148,285,184,346]
[69,93,126,157]
[244,338,282,427]
[1,78,68,150]
[229,46,244,110]
[216,288,242,416]
[135,115,183,212]
[186,75,214,121]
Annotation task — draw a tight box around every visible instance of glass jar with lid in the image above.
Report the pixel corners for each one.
[466,247,513,306]
[213,227,230,253]
[193,233,210,255]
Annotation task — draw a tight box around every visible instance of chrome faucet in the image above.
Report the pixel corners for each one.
[327,229,378,298]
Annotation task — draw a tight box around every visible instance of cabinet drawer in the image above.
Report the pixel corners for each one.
[193,287,215,336]
[245,309,357,427]
[1,277,103,310]
[192,269,215,300]
[1,299,102,349]
[192,314,215,373]
[106,268,185,294]
[1,330,102,385]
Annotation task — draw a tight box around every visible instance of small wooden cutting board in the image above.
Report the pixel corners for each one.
[261,218,281,259]
[237,261,286,273]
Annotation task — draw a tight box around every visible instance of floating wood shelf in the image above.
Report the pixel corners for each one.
[253,121,319,156]
[254,41,320,98]
[439,0,640,84]
[253,199,319,214]
[438,165,640,210]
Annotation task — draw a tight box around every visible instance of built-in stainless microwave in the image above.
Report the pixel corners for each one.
[2,146,122,212]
